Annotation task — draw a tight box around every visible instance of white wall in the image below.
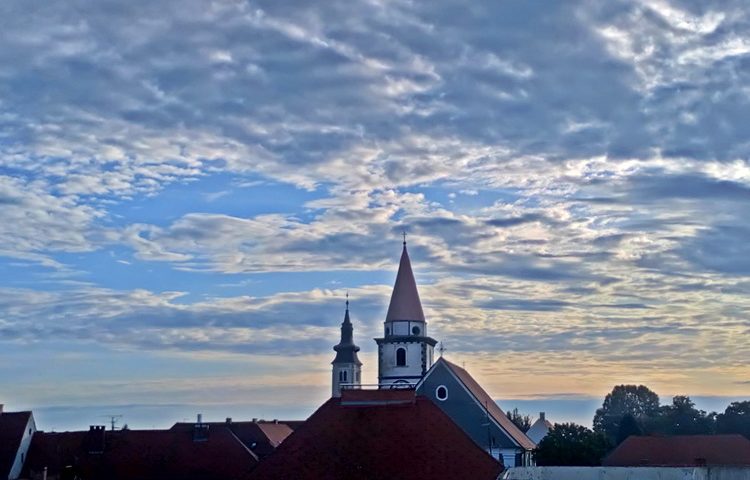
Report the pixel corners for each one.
[379,342,424,384]
[503,467,750,480]
[8,413,36,480]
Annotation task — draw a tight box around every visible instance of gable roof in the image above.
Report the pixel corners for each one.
[24,426,258,480]
[248,392,503,480]
[0,411,32,479]
[525,415,552,444]
[432,358,536,450]
[385,243,426,322]
[603,434,750,466]
[170,420,293,458]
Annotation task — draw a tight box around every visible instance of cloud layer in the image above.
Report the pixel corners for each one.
[1,0,749,420]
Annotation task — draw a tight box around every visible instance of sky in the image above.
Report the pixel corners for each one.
[1,0,749,431]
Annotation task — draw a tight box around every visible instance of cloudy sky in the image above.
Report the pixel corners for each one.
[1,0,749,430]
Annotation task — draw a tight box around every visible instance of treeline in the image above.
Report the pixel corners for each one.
[508,385,749,466]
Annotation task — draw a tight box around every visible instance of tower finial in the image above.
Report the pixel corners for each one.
[346,290,349,309]
[438,341,446,357]
[402,230,407,246]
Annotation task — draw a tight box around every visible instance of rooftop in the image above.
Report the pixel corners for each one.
[603,434,750,467]
[249,394,503,480]
[0,410,33,479]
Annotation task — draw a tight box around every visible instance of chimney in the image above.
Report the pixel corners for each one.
[86,426,106,454]
[0,404,3,413]
[539,412,545,421]
[225,417,232,424]
[252,418,258,423]
[193,414,209,442]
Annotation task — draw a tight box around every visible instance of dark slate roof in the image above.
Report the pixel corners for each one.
[170,421,293,459]
[24,427,258,480]
[439,358,536,450]
[248,390,503,480]
[385,243,426,322]
[332,304,362,365]
[603,434,750,466]
[0,411,32,479]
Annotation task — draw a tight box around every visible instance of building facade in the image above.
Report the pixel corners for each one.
[416,358,535,467]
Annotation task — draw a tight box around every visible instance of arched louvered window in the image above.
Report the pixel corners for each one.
[343,370,347,382]
[396,347,407,366]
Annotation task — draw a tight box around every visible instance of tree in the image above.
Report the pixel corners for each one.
[593,385,660,444]
[534,423,611,466]
[506,408,532,432]
[716,401,750,440]
[647,396,715,435]
[615,413,642,445]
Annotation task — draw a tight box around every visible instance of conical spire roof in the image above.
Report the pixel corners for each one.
[385,242,425,322]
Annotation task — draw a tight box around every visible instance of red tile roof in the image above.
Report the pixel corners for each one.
[442,359,536,450]
[170,420,293,458]
[24,426,258,480]
[603,434,750,466]
[0,411,32,479]
[340,387,416,405]
[254,423,293,448]
[249,394,503,480]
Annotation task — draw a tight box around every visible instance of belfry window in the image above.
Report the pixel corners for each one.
[343,370,347,382]
[396,347,407,366]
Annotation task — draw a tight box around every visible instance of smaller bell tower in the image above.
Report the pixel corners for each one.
[331,295,362,397]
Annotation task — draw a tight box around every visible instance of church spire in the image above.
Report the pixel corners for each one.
[375,238,437,388]
[385,240,425,322]
[333,296,360,364]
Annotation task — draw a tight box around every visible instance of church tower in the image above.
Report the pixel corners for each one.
[375,239,437,387]
[331,297,362,397]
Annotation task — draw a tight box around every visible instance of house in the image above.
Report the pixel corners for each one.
[526,412,552,444]
[248,388,504,480]
[170,418,294,458]
[0,405,36,480]
[22,421,258,480]
[602,434,750,467]
[416,357,536,466]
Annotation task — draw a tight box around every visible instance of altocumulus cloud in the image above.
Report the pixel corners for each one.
[0,0,749,410]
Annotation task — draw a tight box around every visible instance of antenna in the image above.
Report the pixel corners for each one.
[101,414,123,431]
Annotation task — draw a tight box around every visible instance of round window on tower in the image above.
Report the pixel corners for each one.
[411,325,421,335]
[436,385,448,401]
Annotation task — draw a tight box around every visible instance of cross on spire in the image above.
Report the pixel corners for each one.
[345,291,349,309]
[438,341,446,357]
[402,230,407,246]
